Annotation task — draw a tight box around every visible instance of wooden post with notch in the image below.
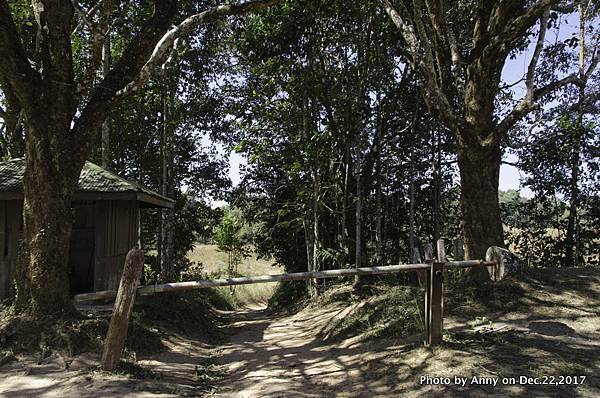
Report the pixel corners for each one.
[425,239,445,346]
[101,247,145,371]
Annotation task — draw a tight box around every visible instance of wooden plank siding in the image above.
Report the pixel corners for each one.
[94,201,139,291]
[0,200,22,299]
[0,199,140,297]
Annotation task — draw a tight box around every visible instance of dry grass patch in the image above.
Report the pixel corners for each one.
[187,244,283,308]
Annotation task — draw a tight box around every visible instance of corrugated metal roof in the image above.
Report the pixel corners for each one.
[0,158,174,207]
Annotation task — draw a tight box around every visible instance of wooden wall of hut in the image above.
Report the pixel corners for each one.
[94,201,139,291]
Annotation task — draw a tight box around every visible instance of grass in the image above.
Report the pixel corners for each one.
[303,283,425,343]
[186,244,283,308]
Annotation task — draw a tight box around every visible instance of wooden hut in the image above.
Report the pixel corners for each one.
[0,158,174,299]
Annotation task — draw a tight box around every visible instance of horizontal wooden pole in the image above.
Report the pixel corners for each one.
[73,260,497,303]
[444,260,496,268]
[74,263,430,302]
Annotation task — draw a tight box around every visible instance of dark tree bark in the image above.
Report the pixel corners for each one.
[458,140,504,274]
[100,0,112,170]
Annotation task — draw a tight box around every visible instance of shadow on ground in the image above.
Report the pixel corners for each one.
[215,268,600,398]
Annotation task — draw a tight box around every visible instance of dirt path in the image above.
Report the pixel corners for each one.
[215,269,600,397]
[215,303,425,397]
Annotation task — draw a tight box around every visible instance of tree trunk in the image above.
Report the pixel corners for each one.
[408,119,417,263]
[564,3,586,268]
[432,130,442,245]
[16,149,80,317]
[160,85,175,282]
[374,108,384,266]
[303,217,316,297]
[100,1,112,170]
[375,161,383,266]
[312,165,320,273]
[564,128,582,268]
[341,147,351,263]
[457,141,504,277]
[355,161,362,271]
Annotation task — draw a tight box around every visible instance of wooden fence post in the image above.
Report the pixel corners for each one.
[436,239,446,262]
[454,238,464,261]
[437,238,449,283]
[428,260,444,346]
[101,247,145,371]
[423,244,433,345]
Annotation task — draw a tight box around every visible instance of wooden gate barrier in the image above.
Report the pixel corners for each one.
[75,239,506,346]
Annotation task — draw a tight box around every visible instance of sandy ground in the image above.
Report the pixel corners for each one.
[0,331,216,397]
[1,268,599,397]
[215,269,600,397]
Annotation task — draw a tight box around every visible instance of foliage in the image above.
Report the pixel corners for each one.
[214,207,256,277]
[215,0,463,286]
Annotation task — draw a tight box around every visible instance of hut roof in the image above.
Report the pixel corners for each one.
[0,158,174,208]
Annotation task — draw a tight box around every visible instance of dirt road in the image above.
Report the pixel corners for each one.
[215,269,600,397]
[215,304,399,397]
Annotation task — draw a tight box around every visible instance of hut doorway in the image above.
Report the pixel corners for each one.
[69,202,95,293]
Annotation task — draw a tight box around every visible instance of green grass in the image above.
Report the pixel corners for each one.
[186,244,283,308]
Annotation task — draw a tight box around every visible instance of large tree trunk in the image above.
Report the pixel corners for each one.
[13,1,79,316]
[457,141,504,276]
[16,146,80,317]
[1,0,271,322]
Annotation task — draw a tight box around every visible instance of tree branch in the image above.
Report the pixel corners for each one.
[380,0,462,135]
[73,0,279,162]
[551,0,578,13]
[497,74,581,136]
[35,0,77,133]
[72,0,108,35]
[492,0,559,48]
[525,9,550,103]
[0,0,41,115]
[116,0,280,99]
[584,42,599,80]
[378,0,420,69]
[499,30,599,137]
